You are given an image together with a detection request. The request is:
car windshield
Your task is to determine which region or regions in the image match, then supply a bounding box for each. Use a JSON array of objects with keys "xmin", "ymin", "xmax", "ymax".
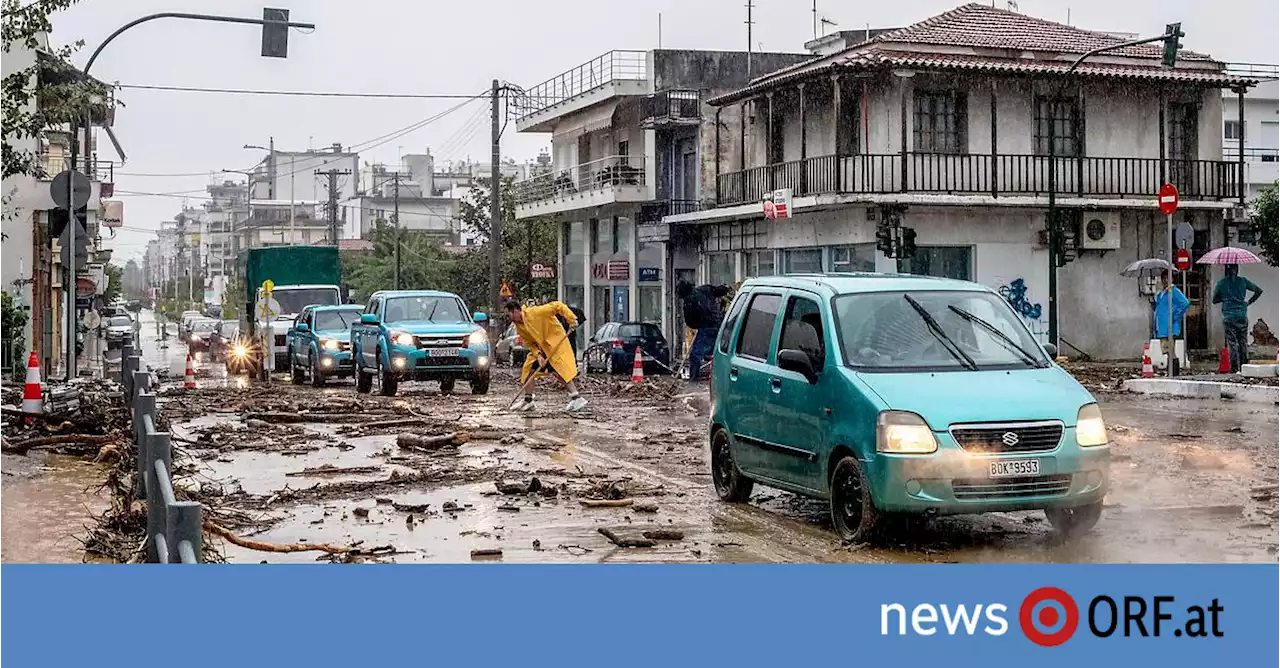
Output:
[
  {"xmin": 834, "ymin": 290, "xmax": 1048, "ymax": 372},
  {"xmin": 273, "ymin": 288, "xmax": 340, "ymax": 315},
  {"xmin": 109, "ymin": 316, "xmax": 131, "ymax": 327},
  {"xmin": 619, "ymin": 323, "xmax": 662, "ymax": 339},
  {"xmin": 192, "ymin": 320, "xmax": 217, "ymax": 332},
  {"xmin": 314, "ymin": 310, "xmax": 361, "ymax": 331},
  {"xmin": 383, "ymin": 296, "xmax": 467, "ymax": 324}
]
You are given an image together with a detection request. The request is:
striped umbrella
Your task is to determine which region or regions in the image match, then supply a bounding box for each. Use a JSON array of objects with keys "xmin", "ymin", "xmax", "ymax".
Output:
[{"xmin": 1195, "ymin": 246, "xmax": 1263, "ymax": 265}]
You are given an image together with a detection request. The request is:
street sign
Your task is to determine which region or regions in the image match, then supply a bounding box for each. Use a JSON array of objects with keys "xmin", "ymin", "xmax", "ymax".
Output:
[
  {"xmin": 50, "ymin": 170, "xmax": 92, "ymax": 210},
  {"xmin": 530, "ymin": 263, "xmax": 555, "ymax": 279},
  {"xmin": 256, "ymin": 295, "xmax": 281, "ymax": 319},
  {"xmin": 499, "ymin": 281, "xmax": 514, "ymax": 299},
  {"xmin": 1158, "ymin": 183, "xmax": 1179, "ymax": 215},
  {"xmin": 607, "ymin": 260, "xmax": 630, "ymax": 280},
  {"xmin": 1175, "ymin": 221, "xmax": 1194, "ymax": 249},
  {"xmin": 638, "ymin": 267, "xmax": 660, "ymax": 282},
  {"xmin": 83, "ymin": 310, "xmax": 101, "ymax": 330},
  {"xmin": 262, "ymin": 279, "xmax": 275, "ymax": 293},
  {"xmin": 1174, "ymin": 248, "xmax": 1192, "ymax": 271},
  {"xmin": 763, "ymin": 188, "xmax": 792, "ymax": 219}
]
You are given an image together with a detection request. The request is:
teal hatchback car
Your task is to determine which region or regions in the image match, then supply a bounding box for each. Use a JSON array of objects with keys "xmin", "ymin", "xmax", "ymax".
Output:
[{"xmin": 709, "ymin": 274, "xmax": 1110, "ymax": 543}]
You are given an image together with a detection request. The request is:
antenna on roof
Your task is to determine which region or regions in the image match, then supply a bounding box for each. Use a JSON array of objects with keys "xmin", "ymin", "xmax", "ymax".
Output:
[
  {"xmin": 745, "ymin": 0, "xmax": 754, "ymax": 78},
  {"xmin": 1006, "ymin": 0, "xmax": 1019, "ymax": 11}
]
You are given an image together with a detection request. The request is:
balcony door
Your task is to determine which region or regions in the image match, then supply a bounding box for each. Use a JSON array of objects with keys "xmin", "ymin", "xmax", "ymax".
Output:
[
  {"xmin": 675, "ymin": 137, "xmax": 698, "ymax": 201},
  {"xmin": 1168, "ymin": 102, "xmax": 1199, "ymax": 194}
]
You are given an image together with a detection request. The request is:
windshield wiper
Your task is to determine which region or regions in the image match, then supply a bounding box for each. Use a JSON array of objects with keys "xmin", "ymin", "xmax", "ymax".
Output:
[
  {"xmin": 425, "ymin": 300, "xmax": 440, "ymax": 322},
  {"xmin": 947, "ymin": 305, "xmax": 1043, "ymax": 368},
  {"xmin": 903, "ymin": 294, "xmax": 977, "ymax": 371}
]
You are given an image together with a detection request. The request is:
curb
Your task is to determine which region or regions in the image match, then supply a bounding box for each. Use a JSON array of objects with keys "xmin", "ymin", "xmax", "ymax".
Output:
[{"xmin": 1121, "ymin": 378, "xmax": 1279, "ymax": 404}]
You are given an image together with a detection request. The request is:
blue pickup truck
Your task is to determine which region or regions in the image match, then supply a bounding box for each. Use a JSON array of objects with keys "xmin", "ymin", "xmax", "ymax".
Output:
[
  {"xmin": 350, "ymin": 290, "xmax": 492, "ymax": 396},
  {"xmin": 286, "ymin": 305, "xmax": 364, "ymax": 386}
]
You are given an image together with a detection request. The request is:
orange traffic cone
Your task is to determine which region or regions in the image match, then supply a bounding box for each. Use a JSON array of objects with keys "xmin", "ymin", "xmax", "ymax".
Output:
[
  {"xmin": 1140, "ymin": 342, "xmax": 1154, "ymax": 378},
  {"xmin": 1217, "ymin": 347, "xmax": 1231, "ymax": 374},
  {"xmin": 630, "ymin": 347, "xmax": 645, "ymax": 383},
  {"xmin": 184, "ymin": 353, "xmax": 197, "ymax": 389},
  {"xmin": 22, "ymin": 352, "xmax": 43, "ymax": 422}
]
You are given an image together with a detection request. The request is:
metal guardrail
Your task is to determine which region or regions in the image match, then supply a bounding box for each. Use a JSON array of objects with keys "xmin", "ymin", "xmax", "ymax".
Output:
[
  {"xmin": 511, "ymin": 50, "xmax": 647, "ymax": 120},
  {"xmin": 120, "ymin": 343, "xmax": 203, "ymax": 564},
  {"xmin": 514, "ymin": 155, "xmax": 647, "ymax": 206}
]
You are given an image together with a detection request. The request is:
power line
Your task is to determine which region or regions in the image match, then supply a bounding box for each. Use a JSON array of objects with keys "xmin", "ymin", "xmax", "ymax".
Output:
[{"xmin": 115, "ymin": 83, "xmax": 485, "ymax": 99}]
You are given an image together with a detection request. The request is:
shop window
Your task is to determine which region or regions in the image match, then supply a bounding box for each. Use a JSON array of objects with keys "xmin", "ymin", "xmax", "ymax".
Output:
[
  {"xmin": 830, "ymin": 244, "xmax": 875, "ymax": 273},
  {"xmin": 896, "ymin": 246, "xmax": 973, "ymax": 281},
  {"xmin": 783, "ymin": 248, "xmax": 822, "ymax": 274}
]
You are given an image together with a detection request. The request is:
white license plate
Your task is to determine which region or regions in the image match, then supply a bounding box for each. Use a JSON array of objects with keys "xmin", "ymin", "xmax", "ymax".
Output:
[
  {"xmin": 428, "ymin": 347, "xmax": 460, "ymax": 357},
  {"xmin": 989, "ymin": 459, "xmax": 1041, "ymax": 478}
]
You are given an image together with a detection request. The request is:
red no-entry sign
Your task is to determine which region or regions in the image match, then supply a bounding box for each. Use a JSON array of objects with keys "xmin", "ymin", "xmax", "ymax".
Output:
[
  {"xmin": 1158, "ymin": 183, "xmax": 1179, "ymax": 215},
  {"xmin": 1174, "ymin": 248, "xmax": 1191, "ymax": 271}
]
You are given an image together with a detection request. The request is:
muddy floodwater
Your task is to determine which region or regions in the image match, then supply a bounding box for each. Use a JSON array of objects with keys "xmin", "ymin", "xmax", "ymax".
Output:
[{"xmin": 2, "ymin": 453, "xmax": 109, "ymax": 563}]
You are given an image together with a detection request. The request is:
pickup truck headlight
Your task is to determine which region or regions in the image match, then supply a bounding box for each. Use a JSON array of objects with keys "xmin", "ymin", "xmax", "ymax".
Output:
[
  {"xmin": 876, "ymin": 410, "xmax": 939, "ymax": 454},
  {"xmin": 466, "ymin": 330, "xmax": 488, "ymax": 346},
  {"xmin": 1076, "ymin": 403, "xmax": 1108, "ymax": 447},
  {"xmin": 392, "ymin": 331, "xmax": 416, "ymax": 347},
  {"xmin": 322, "ymin": 338, "xmax": 341, "ymax": 351},
  {"xmin": 232, "ymin": 343, "xmax": 249, "ymax": 358}
]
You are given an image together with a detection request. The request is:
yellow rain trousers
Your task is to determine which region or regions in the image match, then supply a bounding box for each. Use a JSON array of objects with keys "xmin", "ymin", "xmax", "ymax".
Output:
[{"xmin": 516, "ymin": 301, "xmax": 579, "ymax": 384}]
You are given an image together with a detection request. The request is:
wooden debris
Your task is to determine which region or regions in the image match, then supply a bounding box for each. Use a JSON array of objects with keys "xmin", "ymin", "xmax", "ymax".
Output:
[
  {"xmin": 397, "ymin": 431, "xmax": 469, "ymax": 451},
  {"xmin": 642, "ymin": 529, "xmax": 684, "ymax": 541},
  {"xmin": 391, "ymin": 501, "xmax": 430, "ymax": 513},
  {"xmin": 633, "ymin": 502, "xmax": 659, "ymax": 513},
  {"xmin": 2, "ymin": 433, "xmax": 119, "ymax": 455},
  {"xmin": 204, "ymin": 521, "xmax": 357, "ymax": 555},
  {"xmin": 470, "ymin": 548, "xmax": 503, "ymax": 559},
  {"xmin": 598, "ymin": 527, "xmax": 655, "ymax": 548},
  {"xmin": 285, "ymin": 464, "xmax": 383, "ymax": 477},
  {"xmin": 352, "ymin": 507, "xmax": 371, "ymax": 518},
  {"xmin": 580, "ymin": 498, "xmax": 634, "ymax": 508}
]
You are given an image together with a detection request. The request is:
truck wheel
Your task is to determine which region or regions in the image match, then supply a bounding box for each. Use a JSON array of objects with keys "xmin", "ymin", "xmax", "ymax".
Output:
[
  {"xmin": 377, "ymin": 355, "xmax": 398, "ymax": 397},
  {"xmin": 470, "ymin": 374, "xmax": 489, "ymax": 395},
  {"xmin": 310, "ymin": 352, "xmax": 326, "ymax": 387},
  {"xmin": 290, "ymin": 348, "xmax": 305, "ymax": 385},
  {"xmin": 439, "ymin": 378, "xmax": 456, "ymax": 394},
  {"xmin": 355, "ymin": 364, "xmax": 372, "ymax": 394}
]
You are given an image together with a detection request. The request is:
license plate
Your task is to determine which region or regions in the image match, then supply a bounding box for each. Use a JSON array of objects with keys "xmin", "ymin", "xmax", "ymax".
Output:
[
  {"xmin": 428, "ymin": 347, "xmax": 460, "ymax": 357},
  {"xmin": 988, "ymin": 459, "xmax": 1040, "ymax": 478}
]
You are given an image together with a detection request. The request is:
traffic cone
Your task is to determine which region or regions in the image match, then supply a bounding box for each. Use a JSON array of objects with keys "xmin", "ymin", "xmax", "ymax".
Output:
[
  {"xmin": 22, "ymin": 352, "xmax": 43, "ymax": 422},
  {"xmin": 1140, "ymin": 342, "xmax": 1154, "ymax": 379},
  {"xmin": 184, "ymin": 353, "xmax": 197, "ymax": 389},
  {"xmin": 630, "ymin": 348, "xmax": 645, "ymax": 383},
  {"xmin": 1217, "ymin": 347, "xmax": 1231, "ymax": 374}
]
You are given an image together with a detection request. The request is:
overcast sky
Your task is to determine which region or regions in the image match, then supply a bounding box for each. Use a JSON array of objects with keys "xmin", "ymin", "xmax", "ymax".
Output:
[{"xmin": 49, "ymin": 0, "xmax": 1277, "ymax": 263}]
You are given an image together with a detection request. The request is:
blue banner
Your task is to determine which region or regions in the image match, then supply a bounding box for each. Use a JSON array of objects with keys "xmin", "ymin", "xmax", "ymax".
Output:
[{"xmin": 3, "ymin": 565, "xmax": 1276, "ymax": 666}]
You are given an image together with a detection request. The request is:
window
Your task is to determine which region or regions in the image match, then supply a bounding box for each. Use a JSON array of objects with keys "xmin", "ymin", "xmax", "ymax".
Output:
[
  {"xmin": 1224, "ymin": 120, "xmax": 1244, "ymax": 141},
  {"xmin": 1034, "ymin": 96, "xmax": 1082, "ymax": 156},
  {"xmin": 744, "ymin": 250, "xmax": 776, "ymax": 278},
  {"xmin": 718, "ymin": 292, "xmax": 749, "ymax": 353},
  {"xmin": 768, "ymin": 98, "xmax": 786, "ymax": 164},
  {"xmin": 779, "ymin": 296, "xmax": 825, "ymax": 372},
  {"xmin": 366, "ymin": 297, "xmax": 381, "ymax": 315},
  {"xmin": 1168, "ymin": 102, "xmax": 1199, "ymax": 160},
  {"xmin": 897, "ymin": 246, "xmax": 973, "ymax": 281},
  {"xmin": 595, "ymin": 217, "xmax": 613, "ymax": 255},
  {"xmin": 830, "ymin": 244, "xmax": 876, "ymax": 273},
  {"xmin": 783, "ymin": 248, "xmax": 822, "ymax": 274},
  {"xmin": 913, "ymin": 90, "xmax": 967, "ymax": 154},
  {"xmin": 836, "ymin": 83, "xmax": 861, "ymax": 156},
  {"xmin": 736, "ymin": 293, "xmax": 781, "ymax": 360},
  {"xmin": 618, "ymin": 140, "xmax": 629, "ymax": 157},
  {"xmin": 614, "ymin": 217, "xmax": 632, "ymax": 254},
  {"xmin": 707, "ymin": 252, "xmax": 735, "ymax": 286}
]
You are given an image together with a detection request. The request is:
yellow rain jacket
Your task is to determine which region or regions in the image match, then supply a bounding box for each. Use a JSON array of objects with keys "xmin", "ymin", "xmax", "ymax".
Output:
[{"xmin": 516, "ymin": 301, "xmax": 579, "ymax": 384}]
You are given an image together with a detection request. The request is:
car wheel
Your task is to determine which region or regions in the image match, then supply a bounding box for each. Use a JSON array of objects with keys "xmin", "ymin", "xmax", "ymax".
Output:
[
  {"xmin": 605, "ymin": 351, "xmax": 615, "ymax": 375},
  {"xmin": 710, "ymin": 429, "xmax": 753, "ymax": 502},
  {"xmin": 289, "ymin": 348, "xmax": 305, "ymax": 385},
  {"xmin": 377, "ymin": 353, "xmax": 398, "ymax": 397},
  {"xmin": 439, "ymin": 377, "xmax": 456, "ymax": 394},
  {"xmin": 470, "ymin": 374, "xmax": 489, "ymax": 395},
  {"xmin": 1044, "ymin": 502, "xmax": 1103, "ymax": 538},
  {"xmin": 829, "ymin": 456, "xmax": 883, "ymax": 543},
  {"xmin": 310, "ymin": 352, "xmax": 326, "ymax": 387},
  {"xmin": 355, "ymin": 359, "xmax": 373, "ymax": 394}
]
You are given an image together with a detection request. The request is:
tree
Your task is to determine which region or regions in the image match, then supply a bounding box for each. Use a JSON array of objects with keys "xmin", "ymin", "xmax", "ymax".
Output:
[
  {"xmin": 101, "ymin": 261, "xmax": 121, "ymax": 303},
  {"xmin": 1251, "ymin": 183, "xmax": 1278, "ymax": 266},
  {"xmin": 456, "ymin": 177, "xmax": 558, "ymax": 305},
  {"xmin": 2, "ymin": 291, "xmax": 29, "ymax": 377}
]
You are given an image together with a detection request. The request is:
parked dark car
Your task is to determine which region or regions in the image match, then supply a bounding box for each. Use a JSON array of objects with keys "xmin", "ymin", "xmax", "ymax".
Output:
[
  {"xmin": 583, "ymin": 322, "xmax": 670, "ymax": 374},
  {"xmin": 209, "ymin": 320, "xmax": 240, "ymax": 361},
  {"xmin": 186, "ymin": 318, "xmax": 219, "ymax": 354}
]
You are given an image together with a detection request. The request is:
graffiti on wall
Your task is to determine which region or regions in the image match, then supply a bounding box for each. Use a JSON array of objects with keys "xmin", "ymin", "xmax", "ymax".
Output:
[{"xmin": 999, "ymin": 278, "xmax": 1048, "ymax": 342}]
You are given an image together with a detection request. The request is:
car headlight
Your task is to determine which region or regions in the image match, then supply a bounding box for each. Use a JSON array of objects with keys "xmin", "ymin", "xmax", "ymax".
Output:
[
  {"xmin": 322, "ymin": 338, "xmax": 341, "ymax": 351},
  {"xmin": 232, "ymin": 343, "xmax": 248, "ymax": 358},
  {"xmin": 876, "ymin": 410, "xmax": 939, "ymax": 454},
  {"xmin": 392, "ymin": 331, "xmax": 416, "ymax": 347},
  {"xmin": 1076, "ymin": 403, "xmax": 1108, "ymax": 447},
  {"xmin": 466, "ymin": 330, "xmax": 488, "ymax": 346}
]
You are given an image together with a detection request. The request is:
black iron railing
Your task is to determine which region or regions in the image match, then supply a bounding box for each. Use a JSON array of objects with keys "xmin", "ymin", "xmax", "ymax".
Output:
[
  {"xmin": 716, "ymin": 153, "xmax": 1244, "ymax": 205},
  {"xmin": 642, "ymin": 90, "xmax": 701, "ymax": 126},
  {"xmin": 639, "ymin": 199, "xmax": 702, "ymax": 224}
]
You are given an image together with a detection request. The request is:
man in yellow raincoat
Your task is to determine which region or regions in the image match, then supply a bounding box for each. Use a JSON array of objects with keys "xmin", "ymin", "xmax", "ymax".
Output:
[{"xmin": 505, "ymin": 300, "xmax": 587, "ymax": 412}]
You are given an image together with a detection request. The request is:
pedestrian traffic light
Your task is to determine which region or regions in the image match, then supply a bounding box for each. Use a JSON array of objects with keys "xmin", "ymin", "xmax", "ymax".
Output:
[
  {"xmin": 875, "ymin": 221, "xmax": 894, "ymax": 256},
  {"xmin": 1162, "ymin": 23, "xmax": 1183, "ymax": 67},
  {"xmin": 900, "ymin": 227, "xmax": 918, "ymax": 258}
]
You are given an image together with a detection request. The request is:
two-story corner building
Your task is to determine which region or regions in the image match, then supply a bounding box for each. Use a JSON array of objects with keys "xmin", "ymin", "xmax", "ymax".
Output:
[
  {"xmin": 664, "ymin": 3, "xmax": 1259, "ymax": 360},
  {"xmin": 512, "ymin": 48, "xmax": 812, "ymax": 349}
]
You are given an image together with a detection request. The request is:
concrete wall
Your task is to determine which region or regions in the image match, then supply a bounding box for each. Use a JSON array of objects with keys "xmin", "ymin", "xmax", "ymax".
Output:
[
  {"xmin": 357, "ymin": 197, "xmax": 456, "ymax": 237},
  {"xmin": 652, "ymin": 50, "xmax": 812, "ymax": 93},
  {"xmin": 2, "ymin": 39, "xmax": 41, "ymax": 347}
]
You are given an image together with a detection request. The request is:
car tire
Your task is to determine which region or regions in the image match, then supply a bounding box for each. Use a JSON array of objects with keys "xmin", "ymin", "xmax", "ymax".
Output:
[
  {"xmin": 355, "ymin": 360, "xmax": 373, "ymax": 394},
  {"xmin": 1044, "ymin": 502, "xmax": 1103, "ymax": 538},
  {"xmin": 829, "ymin": 456, "xmax": 883, "ymax": 544},
  {"xmin": 289, "ymin": 348, "xmax": 305, "ymax": 385},
  {"xmin": 470, "ymin": 374, "xmax": 489, "ymax": 395},
  {"xmin": 710, "ymin": 429, "xmax": 753, "ymax": 503},
  {"xmin": 439, "ymin": 377, "xmax": 456, "ymax": 394},
  {"xmin": 605, "ymin": 351, "xmax": 615, "ymax": 375},
  {"xmin": 310, "ymin": 352, "xmax": 326, "ymax": 387},
  {"xmin": 377, "ymin": 353, "xmax": 398, "ymax": 397}
]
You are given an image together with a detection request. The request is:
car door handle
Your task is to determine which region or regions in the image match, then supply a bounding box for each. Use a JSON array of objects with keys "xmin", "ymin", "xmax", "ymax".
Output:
[
  {"xmin": 729, "ymin": 366, "xmax": 739, "ymax": 380},
  {"xmin": 769, "ymin": 377, "xmax": 782, "ymax": 392}
]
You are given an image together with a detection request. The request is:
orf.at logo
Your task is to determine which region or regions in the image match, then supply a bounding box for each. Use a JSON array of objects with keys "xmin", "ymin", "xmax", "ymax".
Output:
[{"xmin": 1020, "ymin": 587, "xmax": 1079, "ymax": 646}]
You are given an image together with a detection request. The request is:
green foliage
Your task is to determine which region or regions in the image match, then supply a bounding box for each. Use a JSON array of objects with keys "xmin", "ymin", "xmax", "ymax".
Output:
[
  {"xmin": 102, "ymin": 262, "xmax": 121, "ymax": 304},
  {"xmin": 455, "ymin": 177, "xmax": 558, "ymax": 305},
  {"xmin": 1251, "ymin": 183, "xmax": 1278, "ymax": 266}
]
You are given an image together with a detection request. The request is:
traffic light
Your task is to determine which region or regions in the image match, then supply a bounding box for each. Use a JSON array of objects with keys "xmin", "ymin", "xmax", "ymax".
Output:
[
  {"xmin": 900, "ymin": 227, "xmax": 918, "ymax": 258},
  {"xmin": 875, "ymin": 221, "xmax": 894, "ymax": 256},
  {"xmin": 1162, "ymin": 23, "xmax": 1183, "ymax": 67},
  {"xmin": 261, "ymin": 8, "xmax": 290, "ymax": 58}
]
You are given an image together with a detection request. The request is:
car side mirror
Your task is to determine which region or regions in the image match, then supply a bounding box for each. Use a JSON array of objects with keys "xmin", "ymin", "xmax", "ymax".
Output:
[
  {"xmin": 1042, "ymin": 343, "xmax": 1058, "ymax": 360},
  {"xmin": 360, "ymin": 313, "xmax": 379, "ymax": 325},
  {"xmin": 473, "ymin": 312, "xmax": 488, "ymax": 324},
  {"xmin": 778, "ymin": 349, "xmax": 819, "ymax": 384},
  {"xmin": 295, "ymin": 323, "xmax": 310, "ymax": 333}
]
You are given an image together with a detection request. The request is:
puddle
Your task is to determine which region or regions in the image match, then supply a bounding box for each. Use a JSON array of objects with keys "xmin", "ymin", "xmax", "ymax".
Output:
[{"xmin": 1, "ymin": 455, "xmax": 109, "ymax": 563}]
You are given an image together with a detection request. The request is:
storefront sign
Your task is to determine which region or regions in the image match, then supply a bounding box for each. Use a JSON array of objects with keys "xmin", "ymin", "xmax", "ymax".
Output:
[
  {"xmin": 638, "ymin": 267, "xmax": 660, "ymax": 282},
  {"xmin": 100, "ymin": 200, "xmax": 124, "ymax": 228},
  {"xmin": 75, "ymin": 276, "xmax": 96, "ymax": 297},
  {"xmin": 763, "ymin": 188, "xmax": 792, "ymax": 219},
  {"xmin": 530, "ymin": 263, "xmax": 556, "ymax": 279},
  {"xmin": 607, "ymin": 260, "xmax": 630, "ymax": 281}
]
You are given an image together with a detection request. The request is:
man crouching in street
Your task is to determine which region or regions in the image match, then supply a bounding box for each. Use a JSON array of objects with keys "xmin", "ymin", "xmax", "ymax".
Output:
[{"xmin": 506, "ymin": 300, "xmax": 587, "ymax": 413}]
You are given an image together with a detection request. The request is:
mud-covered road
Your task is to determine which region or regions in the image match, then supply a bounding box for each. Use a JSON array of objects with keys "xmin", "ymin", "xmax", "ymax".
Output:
[{"xmin": 18, "ymin": 309, "xmax": 1276, "ymax": 564}]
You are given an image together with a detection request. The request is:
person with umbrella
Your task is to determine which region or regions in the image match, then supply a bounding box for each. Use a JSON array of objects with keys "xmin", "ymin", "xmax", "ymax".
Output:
[
  {"xmin": 1212, "ymin": 263, "xmax": 1264, "ymax": 373},
  {"xmin": 1153, "ymin": 269, "xmax": 1190, "ymax": 354}
]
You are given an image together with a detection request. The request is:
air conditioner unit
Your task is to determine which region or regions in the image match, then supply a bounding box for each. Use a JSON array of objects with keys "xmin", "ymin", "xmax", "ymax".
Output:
[{"xmin": 1079, "ymin": 212, "xmax": 1121, "ymax": 250}]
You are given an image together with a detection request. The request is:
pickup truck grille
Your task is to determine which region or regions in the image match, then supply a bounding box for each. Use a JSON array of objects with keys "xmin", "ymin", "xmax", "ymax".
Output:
[{"xmin": 416, "ymin": 335, "xmax": 466, "ymax": 349}]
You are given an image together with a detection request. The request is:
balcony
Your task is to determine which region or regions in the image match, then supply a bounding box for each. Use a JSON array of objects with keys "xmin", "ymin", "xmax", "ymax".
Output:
[
  {"xmin": 513, "ymin": 51, "xmax": 649, "ymax": 132},
  {"xmin": 639, "ymin": 199, "xmax": 702, "ymax": 224},
  {"xmin": 715, "ymin": 153, "xmax": 1244, "ymax": 206},
  {"xmin": 514, "ymin": 155, "xmax": 649, "ymax": 218},
  {"xmin": 641, "ymin": 90, "xmax": 701, "ymax": 128}
]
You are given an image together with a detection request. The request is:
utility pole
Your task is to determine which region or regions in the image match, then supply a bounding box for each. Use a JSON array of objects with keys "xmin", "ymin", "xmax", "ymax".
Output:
[
  {"xmin": 393, "ymin": 172, "xmax": 401, "ymax": 289},
  {"xmin": 316, "ymin": 168, "xmax": 351, "ymax": 246},
  {"xmin": 745, "ymin": 0, "xmax": 755, "ymax": 78},
  {"xmin": 489, "ymin": 79, "xmax": 503, "ymax": 314},
  {"xmin": 288, "ymin": 155, "xmax": 296, "ymax": 244}
]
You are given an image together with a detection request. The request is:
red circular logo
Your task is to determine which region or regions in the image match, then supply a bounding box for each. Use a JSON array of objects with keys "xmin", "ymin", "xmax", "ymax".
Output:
[{"xmin": 1020, "ymin": 587, "xmax": 1079, "ymax": 647}]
